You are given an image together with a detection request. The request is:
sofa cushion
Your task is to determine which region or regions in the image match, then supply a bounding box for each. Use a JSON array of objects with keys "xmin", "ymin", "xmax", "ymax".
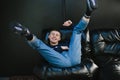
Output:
[
  {"xmin": 89, "ymin": 28, "xmax": 120, "ymax": 80},
  {"xmin": 90, "ymin": 29, "xmax": 120, "ymax": 55}
]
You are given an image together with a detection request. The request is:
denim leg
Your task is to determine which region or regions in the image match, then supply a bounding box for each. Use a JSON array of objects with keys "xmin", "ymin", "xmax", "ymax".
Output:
[
  {"xmin": 27, "ymin": 17, "xmax": 88, "ymax": 67},
  {"xmin": 67, "ymin": 18, "xmax": 89, "ymax": 66},
  {"xmin": 67, "ymin": 31, "xmax": 82, "ymax": 65},
  {"xmin": 28, "ymin": 36, "xmax": 71, "ymax": 67}
]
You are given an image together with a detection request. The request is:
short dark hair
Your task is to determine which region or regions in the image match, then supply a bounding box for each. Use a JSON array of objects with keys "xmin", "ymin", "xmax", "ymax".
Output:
[
  {"xmin": 42, "ymin": 27, "xmax": 72, "ymax": 45},
  {"xmin": 48, "ymin": 28, "xmax": 62, "ymax": 38},
  {"xmin": 43, "ymin": 27, "xmax": 62, "ymax": 44}
]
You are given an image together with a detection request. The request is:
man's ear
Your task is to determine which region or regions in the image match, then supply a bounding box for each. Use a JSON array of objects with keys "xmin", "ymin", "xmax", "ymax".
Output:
[
  {"xmin": 46, "ymin": 32, "xmax": 50, "ymax": 40},
  {"xmin": 58, "ymin": 37, "xmax": 61, "ymax": 41}
]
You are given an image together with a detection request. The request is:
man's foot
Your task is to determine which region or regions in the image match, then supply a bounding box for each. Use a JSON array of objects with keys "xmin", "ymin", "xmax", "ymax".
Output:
[
  {"xmin": 9, "ymin": 22, "xmax": 30, "ymax": 36},
  {"xmin": 85, "ymin": 0, "xmax": 98, "ymax": 17},
  {"xmin": 87, "ymin": 0, "xmax": 97, "ymax": 11}
]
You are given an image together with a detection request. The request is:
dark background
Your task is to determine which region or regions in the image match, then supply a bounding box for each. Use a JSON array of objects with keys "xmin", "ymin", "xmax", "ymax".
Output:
[{"xmin": 0, "ymin": 0, "xmax": 120, "ymax": 76}]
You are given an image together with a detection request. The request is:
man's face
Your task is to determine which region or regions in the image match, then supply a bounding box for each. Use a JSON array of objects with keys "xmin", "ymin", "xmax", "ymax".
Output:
[{"xmin": 48, "ymin": 30, "xmax": 61, "ymax": 45}]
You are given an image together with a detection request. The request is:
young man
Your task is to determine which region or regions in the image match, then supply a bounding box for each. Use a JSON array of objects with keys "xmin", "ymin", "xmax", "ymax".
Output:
[{"xmin": 11, "ymin": 0, "xmax": 97, "ymax": 68}]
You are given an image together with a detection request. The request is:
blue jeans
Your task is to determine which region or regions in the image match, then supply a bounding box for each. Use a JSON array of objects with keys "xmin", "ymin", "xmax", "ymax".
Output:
[{"xmin": 28, "ymin": 17, "xmax": 88, "ymax": 67}]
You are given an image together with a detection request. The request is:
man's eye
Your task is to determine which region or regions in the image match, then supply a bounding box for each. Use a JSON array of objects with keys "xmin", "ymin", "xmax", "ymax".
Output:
[
  {"xmin": 56, "ymin": 34, "xmax": 60, "ymax": 36},
  {"xmin": 51, "ymin": 33, "xmax": 55, "ymax": 35}
]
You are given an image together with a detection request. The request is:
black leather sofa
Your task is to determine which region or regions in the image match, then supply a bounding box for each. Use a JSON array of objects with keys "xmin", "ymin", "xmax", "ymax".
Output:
[
  {"xmin": 89, "ymin": 28, "xmax": 120, "ymax": 80},
  {"xmin": 33, "ymin": 28, "xmax": 120, "ymax": 80}
]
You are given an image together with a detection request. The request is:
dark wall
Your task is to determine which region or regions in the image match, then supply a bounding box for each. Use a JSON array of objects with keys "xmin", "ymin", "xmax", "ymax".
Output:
[
  {"xmin": 0, "ymin": 0, "xmax": 120, "ymax": 76},
  {"xmin": 0, "ymin": 0, "xmax": 64, "ymax": 76}
]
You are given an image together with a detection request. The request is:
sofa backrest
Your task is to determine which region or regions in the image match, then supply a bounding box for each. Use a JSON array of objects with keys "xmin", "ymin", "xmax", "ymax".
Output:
[{"xmin": 89, "ymin": 28, "xmax": 120, "ymax": 56}]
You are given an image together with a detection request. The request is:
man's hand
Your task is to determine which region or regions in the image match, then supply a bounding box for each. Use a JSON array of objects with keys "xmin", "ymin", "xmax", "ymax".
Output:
[
  {"xmin": 61, "ymin": 46, "xmax": 69, "ymax": 50},
  {"xmin": 62, "ymin": 20, "xmax": 72, "ymax": 27}
]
